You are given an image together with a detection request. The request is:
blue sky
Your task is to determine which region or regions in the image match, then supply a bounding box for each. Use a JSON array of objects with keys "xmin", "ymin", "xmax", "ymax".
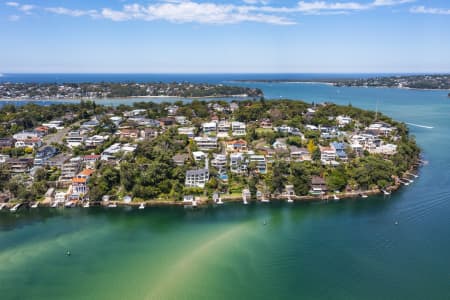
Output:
[{"xmin": 1, "ymin": 0, "xmax": 450, "ymax": 73}]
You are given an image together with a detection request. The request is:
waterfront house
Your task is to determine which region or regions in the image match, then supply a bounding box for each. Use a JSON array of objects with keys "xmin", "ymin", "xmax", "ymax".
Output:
[
  {"xmin": 178, "ymin": 127, "xmax": 196, "ymax": 138},
  {"xmin": 175, "ymin": 116, "xmax": 188, "ymax": 125},
  {"xmin": 274, "ymin": 125, "xmax": 294, "ymax": 134},
  {"xmin": 331, "ymin": 142, "xmax": 348, "ymax": 161},
  {"xmin": 366, "ymin": 122, "xmax": 394, "ymax": 137},
  {"xmin": 59, "ymin": 157, "xmax": 82, "ymax": 185},
  {"xmin": 34, "ymin": 126, "xmax": 49, "ymax": 136},
  {"xmin": 194, "ymin": 136, "xmax": 218, "ymax": 151},
  {"xmin": 230, "ymin": 153, "xmax": 248, "ymax": 174},
  {"xmin": 217, "ymin": 121, "xmax": 231, "ymax": 137},
  {"xmin": 83, "ymin": 154, "xmax": 101, "ymax": 165},
  {"xmin": 232, "ymin": 122, "xmax": 246, "ymax": 136},
  {"xmin": 202, "ymin": 122, "xmax": 217, "ymax": 135},
  {"xmin": 226, "ymin": 139, "xmax": 248, "ymax": 152},
  {"xmin": 66, "ymin": 131, "xmax": 85, "ymax": 148},
  {"xmin": 0, "ymin": 138, "xmax": 15, "ymax": 150},
  {"xmin": 310, "ymin": 176, "xmax": 327, "ymax": 194},
  {"xmin": 13, "ymin": 131, "xmax": 41, "ymax": 140},
  {"xmin": 336, "ymin": 115, "xmax": 352, "ymax": 127},
  {"xmin": 141, "ymin": 128, "xmax": 159, "ymax": 140},
  {"xmin": 34, "ymin": 146, "xmax": 58, "ymax": 166},
  {"xmin": 249, "ymin": 154, "xmax": 267, "ymax": 174},
  {"xmin": 172, "ymin": 153, "xmax": 189, "ymax": 166},
  {"xmin": 192, "ymin": 151, "xmax": 206, "ymax": 162},
  {"xmin": 6, "ymin": 158, "xmax": 33, "ymax": 174},
  {"xmin": 71, "ymin": 169, "xmax": 94, "ymax": 200},
  {"xmin": 159, "ymin": 117, "xmax": 175, "ymax": 127},
  {"xmin": 85, "ymin": 135, "xmax": 108, "ymax": 148},
  {"xmin": 119, "ymin": 129, "xmax": 140, "ymax": 140},
  {"xmin": 211, "ymin": 154, "xmax": 227, "ymax": 171},
  {"xmin": 273, "ymin": 138, "xmax": 288, "ymax": 150},
  {"xmin": 320, "ymin": 146, "xmax": 337, "ymax": 163},
  {"xmin": 260, "ymin": 119, "xmax": 273, "ymax": 129},
  {"xmin": 289, "ymin": 146, "xmax": 311, "ymax": 161},
  {"xmin": 185, "ymin": 168, "xmax": 210, "ymax": 188},
  {"xmin": 123, "ymin": 109, "xmax": 147, "ymax": 117},
  {"xmin": 15, "ymin": 137, "xmax": 42, "ymax": 149}
]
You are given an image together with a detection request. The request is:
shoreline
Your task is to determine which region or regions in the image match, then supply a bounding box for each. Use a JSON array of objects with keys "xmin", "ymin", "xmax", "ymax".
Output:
[
  {"xmin": 0, "ymin": 94, "xmax": 257, "ymax": 102},
  {"xmin": 0, "ymin": 177, "xmax": 411, "ymax": 211}
]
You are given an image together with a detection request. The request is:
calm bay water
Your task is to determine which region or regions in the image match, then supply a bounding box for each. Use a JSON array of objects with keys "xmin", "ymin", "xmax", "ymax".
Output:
[{"xmin": 0, "ymin": 74, "xmax": 449, "ymax": 299}]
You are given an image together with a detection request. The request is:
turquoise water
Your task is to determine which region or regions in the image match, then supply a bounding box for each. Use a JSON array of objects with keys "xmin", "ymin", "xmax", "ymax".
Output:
[{"xmin": 1, "ymin": 81, "xmax": 449, "ymax": 299}]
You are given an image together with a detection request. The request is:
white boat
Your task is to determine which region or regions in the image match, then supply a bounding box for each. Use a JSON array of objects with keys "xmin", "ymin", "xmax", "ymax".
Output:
[
  {"xmin": 361, "ymin": 194, "xmax": 368, "ymax": 198},
  {"xmin": 51, "ymin": 201, "xmax": 58, "ymax": 208},
  {"xmin": 31, "ymin": 202, "xmax": 39, "ymax": 208},
  {"xmin": 261, "ymin": 198, "xmax": 270, "ymax": 203},
  {"xmin": 138, "ymin": 202, "xmax": 145, "ymax": 210},
  {"xmin": 243, "ymin": 198, "xmax": 248, "ymax": 205},
  {"xmin": 108, "ymin": 202, "xmax": 117, "ymax": 208},
  {"xmin": 333, "ymin": 194, "xmax": 340, "ymax": 201},
  {"xmin": 382, "ymin": 190, "xmax": 391, "ymax": 195},
  {"xmin": 217, "ymin": 198, "xmax": 223, "ymax": 205},
  {"xmin": 83, "ymin": 201, "xmax": 90, "ymax": 208},
  {"xmin": 287, "ymin": 196, "xmax": 294, "ymax": 203},
  {"xmin": 65, "ymin": 201, "xmax": 76, "ymax": 208},
  {"xmin": 10, "ymin": 203, "xmax": 21, "ymax": 212}
]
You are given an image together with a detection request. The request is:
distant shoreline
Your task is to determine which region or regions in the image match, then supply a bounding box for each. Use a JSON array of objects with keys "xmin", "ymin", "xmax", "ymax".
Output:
[{"xmin": 0, "ymin": 94, "xmax": 254, "ymax": 102}]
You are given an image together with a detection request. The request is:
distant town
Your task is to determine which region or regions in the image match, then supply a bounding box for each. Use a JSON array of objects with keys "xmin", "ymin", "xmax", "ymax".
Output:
[
  {"xmin": 236, "ymin": 74, "xmax": 450, "ymax": 90},
  {"xmin": 0, "ymin": 97, "xmax": 420, "ymax": 209},
  {"xmin": 331, "ymin": 74, "xmax": 450, "ymax": 90},
  {"xmin": 0, "ymin": 82, "xmax": 263, "ymax": 100}
]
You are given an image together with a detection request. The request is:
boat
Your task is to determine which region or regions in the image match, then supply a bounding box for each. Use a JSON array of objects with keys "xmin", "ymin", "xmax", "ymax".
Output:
[
  {"xmin": 51, "ymin": 201, "xmax": 58, "ymax": 208},
  {"xmin": 261, "ymin": 198, "xmax": 270, "ymax": 203},
  {"xmin": 361, "ymin": 194, "xmax": 368, "ymax": 198},
  {"xmin": 0, "ymin": 203, "xmax": 7, "ymax": 210},
  {"xmin": 287, "ymin": 196, "xmax": 294, "ymax": 203},
  {"xmin": 333, "ymin": 194, "xmax": 340, "ymax": 201},
  {"xmin": 83, "ymin": 201, "xmax": 90, "ymax": 208},
  {"xmin": 108, "ymin": 202, "xmax": 117, "ymax": 208},
  {"xmin": 138, "ymin": 202, "xmax": 145, "ymax": 210},
  {"xmin": 382, "ymin": 190, "xmax": 391, "ymax": 195},
  {"xmin": 243, "ymin": 198, "xmax": 248, "ymax": 205},
  {"xmin": 10, "ymin": 203, "xmax": 21, "ymax": 212},
  {"xmin": 216, "ymin": 198, "xmax": 224, "ymax": 205},
  {"xmin": 31, "ymin": 202, "xmax": 39, "ymax": 208},
  {"xmin": 65, "ymin": 201, "xmax": 76, "ymax": 208}
]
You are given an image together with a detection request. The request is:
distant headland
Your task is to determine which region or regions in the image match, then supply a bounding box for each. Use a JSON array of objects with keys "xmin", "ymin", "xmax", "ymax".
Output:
[{"xmin": 235, "ymin": 74, "xmax": 450, "ymax": 90}]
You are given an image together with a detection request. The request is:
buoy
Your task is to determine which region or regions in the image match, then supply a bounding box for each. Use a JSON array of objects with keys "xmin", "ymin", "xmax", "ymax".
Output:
[{"xmin": 395, "ymin": 221, "xmax": 399, "ymax": 225}]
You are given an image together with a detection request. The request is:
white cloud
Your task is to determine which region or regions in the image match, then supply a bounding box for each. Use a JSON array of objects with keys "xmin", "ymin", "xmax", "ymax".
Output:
[
  {"xmin": 372, "ymin": 0, "xmax": 415, "ymax": 7},
  {"xmin": 18, "ymin": 4, "xmax": 34, "ymax": 14},
  {"xmin": 37, "ymin": 1, "xmax": 419, "ymax": 25},
  {"xmin": 46, "ymin": 7, "xmax": 99, "ymax": 18},
  {"xmin": 5, "ymin": 2, "xmax": 19, "ymax": 7},
  {"xmin": 243, "ymin": 0, "xmax": 270, "ymax": 4},
  {"xmin": 8, "ymin": 14, "xmax": 20, "ymax": 21},
  {"xmin": 410, "ymin": 5, "xmax": 450, "ymax": 15}
]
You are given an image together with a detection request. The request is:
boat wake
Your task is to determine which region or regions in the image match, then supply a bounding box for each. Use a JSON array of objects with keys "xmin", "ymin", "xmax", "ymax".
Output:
[{"xmin": 405, "ymin": 122, "xmax": 434, "ymax": 129}]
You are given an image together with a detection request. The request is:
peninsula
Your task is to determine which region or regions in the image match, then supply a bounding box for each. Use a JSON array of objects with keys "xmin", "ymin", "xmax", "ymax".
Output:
[
  {"xmin": 0, "ymin": 98, "xmax": 420, "ymax": 208},
  {"xmin": 0, "ymin": 82, "xmax": 263, "ymax": 100},
  {"xmin": 235, "ymin": 74, "xmax": 450, "ymax": 90}
]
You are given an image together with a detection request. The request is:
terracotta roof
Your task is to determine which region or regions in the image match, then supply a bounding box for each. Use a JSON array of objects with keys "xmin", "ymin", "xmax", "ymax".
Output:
[
  {"xmin": 79, "ymin": 169, "xmax": 94, "ymax": 176},
  {"xmin": 72, "ymin": 177, "xmax": 87, "ymax": 183}
]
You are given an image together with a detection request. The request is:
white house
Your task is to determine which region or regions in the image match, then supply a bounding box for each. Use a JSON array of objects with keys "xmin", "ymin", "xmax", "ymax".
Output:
[
  {"xmin": 194, "ymin": 137, "xmax": 218, "ymax": 151},
  {"xmin": 232, "ymin": 122, "xmax": 246, "ymax": 136}
]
